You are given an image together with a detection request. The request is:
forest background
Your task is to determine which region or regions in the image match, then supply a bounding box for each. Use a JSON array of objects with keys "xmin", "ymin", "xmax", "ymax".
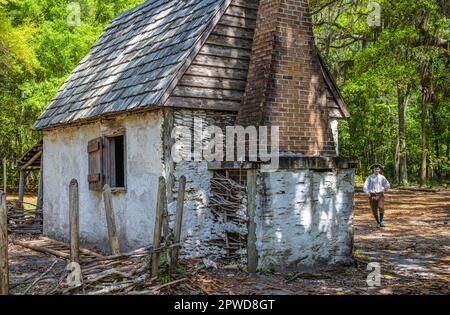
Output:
[{"xmin": 0, "ymin": 0, "xmax": 448, "ymax": 188}]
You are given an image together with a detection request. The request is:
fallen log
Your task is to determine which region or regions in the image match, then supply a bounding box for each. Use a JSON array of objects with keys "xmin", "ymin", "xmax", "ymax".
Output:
[
  {"xmin": 13, "ymin": 239, "xmax": 70, "ymax": 260},
  {"xmin": 81, "ymin": 243, "xmax": 180, "ymax": 264},
  {"xmin": 40, "ymin": 237, "xmax": 103, "ymax": 258},
  {"xmin": 86, "ymin": 274, "xmax": 151, "ymax": 295}
]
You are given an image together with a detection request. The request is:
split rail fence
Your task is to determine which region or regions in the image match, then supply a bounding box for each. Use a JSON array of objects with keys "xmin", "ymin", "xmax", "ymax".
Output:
[
  {"xmin": 0, "ymin": 167, "xmax": 259, "ymax": 294},
  {"xmin": 0, "ymin": 175, "xmax": 187, "ymax": 295}
]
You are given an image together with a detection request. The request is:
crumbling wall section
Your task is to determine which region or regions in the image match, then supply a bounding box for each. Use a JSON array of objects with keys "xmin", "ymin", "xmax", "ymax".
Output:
[{"xmin": 167, "ymin": 109, "xmax": 238, "ymax": 259}]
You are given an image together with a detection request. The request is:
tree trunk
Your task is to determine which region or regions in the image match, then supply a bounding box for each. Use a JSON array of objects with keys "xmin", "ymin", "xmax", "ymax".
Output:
[
  {"xmin": 419, "ymin": 65, "xmax": 434, "ymax": 186},
  {"xmin": 396, "ymin": 84, "xmax": 408, "ymax": 185},
  {"xmin": 388, "ymin": 104, "xmax": 399, "ymax": 181},
  {"xmin": 394, "ymin": 138, "xmax": 400, "ymax": 183},
  {"xmin": 432, "ymin": 112, "xmax": 441, "ymax": 180},
  {"xmin": 419, "ymin": 99, "xmax": 428, "ymax": 187}
]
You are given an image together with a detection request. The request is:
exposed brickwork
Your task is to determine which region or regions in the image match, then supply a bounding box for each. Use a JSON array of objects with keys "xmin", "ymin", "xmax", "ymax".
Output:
[{"xmin": 236, "ymin": 0, "xmax": 336, "ymax": 156}]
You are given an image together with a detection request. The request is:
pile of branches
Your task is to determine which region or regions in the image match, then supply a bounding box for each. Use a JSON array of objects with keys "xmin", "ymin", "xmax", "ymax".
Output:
[
  {"xmin": 11, "ymin": 237, "xmax": 187, "ymax": 295},
  {"xmin": 209, "ymin": 171, "xmax": 247, "ymax": 258},
  {"xmin": 59, "ymin": 245, "xmax": 185, "ymax": 295},
  {"xmin": 7, "ymin": 201, "xmax": 43, "ymax": 235}
]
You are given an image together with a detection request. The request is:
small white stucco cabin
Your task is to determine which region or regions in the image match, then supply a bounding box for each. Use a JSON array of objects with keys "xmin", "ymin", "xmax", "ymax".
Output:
[{"xmin": 33, "ymin": 0, "xmax": 356, "ymax": 271}]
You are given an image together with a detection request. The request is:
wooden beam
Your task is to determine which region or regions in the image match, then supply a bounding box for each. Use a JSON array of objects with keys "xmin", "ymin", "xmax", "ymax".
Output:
[
  {"xmin": 20, "ymin": 151, "xmax": 42, "ymax": 171},
  {"xmin": 69, "ymin": 179, "xmax": 80, "ymax": 263},
  {"xmin": 178, "ymin": 74, "xmax": 247, "ymax": 90},
  {"xmin": 41, "ymin": 237, "xmax": 102, "ymax": 258},
  {"xmin": 218, "ymin": 14, "xmax": 257, "ymax": 29},
  {"xmin": 170, "ymin": 176, "xmax": 186, "ymax": 272},
  {"xmin": 186, "ymin": 64, "xmax": 249, "ymax": 80},
  {"xmin": 214, "ymin": 24, "xmax": 255, "ymax": 39},
  {"xmin": 226, "ymin": 4, "xmax": 258, "ymax": 19},
  {"xmin": 172, "ymin": 86, "xmax": 244, "ymax": 101},
  {"xmin": 102, "ymin": 185, "xmax": 120, "ymax": 255},
  {"xmin": 232, "ymin": 0, "xmax": 259, "ymax": 9},
  {"xmin": 165, "ymin": 97, "xmax": 241, "ymax": 112},
  {"xmin": 246, "ymin": 169, "xmax": 258, "ymax": 275},
  {"xmin": 318, "ymin": 53, "xmax": 350, "ymax": 118},
  {"xmin": 192, "ymin": 54, "xmax": 250, "ymax": 71},
  {"xmin": 199, "ymin": 44, "xmax": 251, "ymax": 60},
  {"xmin": 226, "ymin": 2, "xmax": 258, "ymax": 20},
  {"xmin": 0, "ymin": 191, "xmax": 9, "ymax": 295},
  {"xmin": 36, "ymin": 155, "xmax": 44, "ymax": 210},
  {"xmin": 207, "ymin": 161, "xmax": 256, "ymax": 170},
  {"xmin": 12, "ymin": 239, "xmax": 70, "ymax": 259},
  {"xmin": 152, "ymin": 176, "xmax": 166, "ymax": 278},
  {"xmin": 205, "ymin": 35, "xmax": 253, "ymax": 50}
]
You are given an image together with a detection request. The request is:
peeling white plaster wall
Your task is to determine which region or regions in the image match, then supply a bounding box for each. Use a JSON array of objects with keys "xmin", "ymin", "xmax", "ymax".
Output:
[
  {"xmin": 43, "ymin": 107, "xmax": 355, "ymax": 269},
  {"xmin": 256, "ymin": 169, "xmax": 355, "ymax": 271},
  {"xmin": 42, "ymin": 111, "xmax": 164, "ymax": 252},
  {"xmin": 169, "ymin": 109, "xmax": 237, "ymax": 259}
]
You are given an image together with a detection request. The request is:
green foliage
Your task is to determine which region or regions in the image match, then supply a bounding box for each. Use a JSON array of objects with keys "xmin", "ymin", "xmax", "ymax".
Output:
[
  {"xmin": 0, "ymin": 0, "xmax": 144, "ymax": 187},
  {"xmin": 311, "ymin": 0, "xmax": 449, "ymax": 184},
  {"xmin": 0, "ymin": 0, "xmax": 448, "ymax": 188}
]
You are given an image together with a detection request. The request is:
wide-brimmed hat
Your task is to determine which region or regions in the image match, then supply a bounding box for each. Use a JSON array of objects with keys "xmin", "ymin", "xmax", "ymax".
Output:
[{"xmin": 370, "ymin": 164, "xmax": 384, "ymax": 170}]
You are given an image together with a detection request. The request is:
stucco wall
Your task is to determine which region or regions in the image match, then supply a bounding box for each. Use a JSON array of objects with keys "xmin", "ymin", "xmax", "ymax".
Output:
[
  {"xmin": 42, "ymin": 108, "xmax": 355, "ymax": 269},
  {"xmin": 42, "ymin": 111, "xmax": 164, "ymax": 252},
  {"xmin": 256, "ymin": 169, "xmax": 355, "ymax": 271}
]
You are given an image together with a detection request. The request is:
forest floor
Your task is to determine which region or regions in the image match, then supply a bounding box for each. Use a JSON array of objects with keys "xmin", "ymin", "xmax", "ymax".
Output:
[{"xmin": 6, "ymin": 189, "xmax": 450, "ymax": 295}]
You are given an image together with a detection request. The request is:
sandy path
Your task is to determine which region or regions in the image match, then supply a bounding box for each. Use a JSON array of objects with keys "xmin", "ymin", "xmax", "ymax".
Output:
[{"xmin": 6, "ymin": 189, "xmax": 449, "ymax": 295}]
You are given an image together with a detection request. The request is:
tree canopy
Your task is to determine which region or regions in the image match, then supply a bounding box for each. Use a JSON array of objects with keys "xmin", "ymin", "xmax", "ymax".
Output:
[
  {"xmin": 0, "ymin": 0, "xmax": 144, "ymax": 184},
  {"xmin": 311, "ymin": 0, "xmax": 449, "ymax": 184},
  {"xmin": 0, "ymin": 0, "xmax": 449, "ymax": 187}
]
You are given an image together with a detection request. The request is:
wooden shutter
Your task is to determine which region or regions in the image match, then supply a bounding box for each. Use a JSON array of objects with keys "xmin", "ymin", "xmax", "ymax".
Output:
[{"xmin": 87, "ymin": 137, "xmax": 103, "ymax": 191}]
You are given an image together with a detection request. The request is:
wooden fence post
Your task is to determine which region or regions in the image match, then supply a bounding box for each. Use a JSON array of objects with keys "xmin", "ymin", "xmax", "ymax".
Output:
[
  {"xmin": 18, "ymin": 170, "xmax": 25, "ymax": 209},
  {"xmin": 36, "ymin": 156, "xmax": 44, "ymax": 210},
  {"xmin": 2, "ymin": 159, "xmax": 6, "ymax": 195},
  {"xmin": 102, "ymin": 185, "xmax": 120, "ymax": 255},
  {"xmin": 0, "ymin": 190, "xmax": 9, "ymax": 295},
  {"xmin": 152, "ymin": 176, "xmax": 166, "ymax": 278},
  {"xmin": 69, "ymin": 179, "xmax": 80, "ymax": 263},
  {"xmin": 170, "ymin": 176, "xmax": 186, "ymax": 271},
  {"xmin": 246, "ymin": 169, "xmax": 258, "ymax": 275}
]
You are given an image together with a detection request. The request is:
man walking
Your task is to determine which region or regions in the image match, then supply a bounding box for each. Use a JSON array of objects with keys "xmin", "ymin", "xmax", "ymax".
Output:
[{"xmin": 363, "ymin": 164, "xmax": 391, "ymax": 228}]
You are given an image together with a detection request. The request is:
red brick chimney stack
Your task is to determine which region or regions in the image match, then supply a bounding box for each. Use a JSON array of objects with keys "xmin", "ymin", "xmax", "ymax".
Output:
[{"xmin": 236, "ymin": 0, "xmax": 336, "ymax": 156}]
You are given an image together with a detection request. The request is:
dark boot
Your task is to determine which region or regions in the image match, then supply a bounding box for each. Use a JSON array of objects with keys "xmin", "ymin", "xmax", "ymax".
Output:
[
  {"xmin": 374, "ymin": 214, "xmax": 380, "ymax": 227},
  {"xmin": 379, "ymin": 212, "xmax": 385, "ymax": 227}
]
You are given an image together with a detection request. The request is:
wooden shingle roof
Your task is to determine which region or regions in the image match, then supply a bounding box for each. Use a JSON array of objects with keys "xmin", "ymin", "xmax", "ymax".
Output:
[{"xmin": 33, "ymin": 0, "xmax": 232, "ymax": 130}]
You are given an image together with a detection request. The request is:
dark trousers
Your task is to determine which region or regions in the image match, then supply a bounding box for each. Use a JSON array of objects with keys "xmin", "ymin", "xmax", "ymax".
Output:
[{"xmin": 369, "ymin": 193, "xmax": 385, "ymax": 217}]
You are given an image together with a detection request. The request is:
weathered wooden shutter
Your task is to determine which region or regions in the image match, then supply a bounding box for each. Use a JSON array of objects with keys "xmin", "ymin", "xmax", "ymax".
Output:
[{"xmin": 87, "ymin": 137, "xmax": 103, "ymax": 191}]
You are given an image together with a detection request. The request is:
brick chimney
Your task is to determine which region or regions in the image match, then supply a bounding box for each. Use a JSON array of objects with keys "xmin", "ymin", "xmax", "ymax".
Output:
[{"xmin": 236, "ymin": 0, "xmax": 336, "ymax": 156}]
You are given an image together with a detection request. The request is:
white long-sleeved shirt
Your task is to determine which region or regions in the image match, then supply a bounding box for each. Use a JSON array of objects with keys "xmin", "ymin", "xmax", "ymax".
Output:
[{"xmin": 363, "ymin": 174, "xmax": 390, "ymax": 194}]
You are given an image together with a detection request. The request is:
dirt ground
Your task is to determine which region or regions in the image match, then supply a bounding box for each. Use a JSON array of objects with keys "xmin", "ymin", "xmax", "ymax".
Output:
[
  {"xmin": 7, "ymin": 194, "xmax": 37, "ymax": 207},
  {"xmin": 6, "ymin": 189, "xmax": 450, "ymax": 295}
]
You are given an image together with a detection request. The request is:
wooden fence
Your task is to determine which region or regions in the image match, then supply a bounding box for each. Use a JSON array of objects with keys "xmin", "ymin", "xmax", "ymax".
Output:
[{"xmin": 0, "ymin": 174, "xmax": 188, "ymax": 295}]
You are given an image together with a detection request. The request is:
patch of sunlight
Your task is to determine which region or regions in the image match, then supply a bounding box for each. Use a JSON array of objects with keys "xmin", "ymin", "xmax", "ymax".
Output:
[
  {"xmin": 275, "ymin": 228, "xmax": 282, "ymax": 243},
  {"xmin": 195, "ymin": 190, "xmax": 207, "ymax": 216}
]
